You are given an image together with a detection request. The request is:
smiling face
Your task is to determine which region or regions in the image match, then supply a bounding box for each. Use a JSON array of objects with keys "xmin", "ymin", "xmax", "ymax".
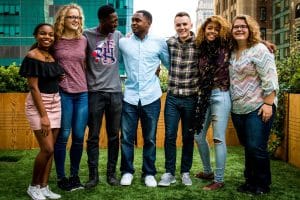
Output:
[
  {"xmin": 101, "ymin": 12, "xmax": 118, "ymax": 34},
  {"xmin": 174, "ymin": 15, "xmax": 192, "ymax": 42},
  {"xmin": 35, "ymin": 25, "xmax": 54, "ymax": 50},
  {"xmin": 64, "ymin": 8, "xmax": 82, "ymax": 32},
  {"xmin": 204, "ymin": 21, "xmax": 220, "ymax": 42},
  {"xmin": 131, "ymin": 12, "xmax": 150, "ymax": 38},
  {"xmin": 232, "ymin": 18, "xmax": 249, "ymax": 42}
]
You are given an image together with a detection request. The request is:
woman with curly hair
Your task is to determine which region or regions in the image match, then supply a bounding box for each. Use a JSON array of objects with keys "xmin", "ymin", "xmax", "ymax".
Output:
[
  {"xmin": 193, "ymin": 15, "xmax": 232, "ymax": 190},
  {"xmin": 229, "ymin": 15, "xmax": 278, "ymax": 195},
  {"xmin": 53, "ymin": 3, "xmax": 88, "ymax": 191}
]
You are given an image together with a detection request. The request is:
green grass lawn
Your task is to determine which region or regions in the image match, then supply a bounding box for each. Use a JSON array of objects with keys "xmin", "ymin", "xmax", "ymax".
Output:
[{"xmin": 0, "ymin": 147, "xmax": 299, "ymax": 200}]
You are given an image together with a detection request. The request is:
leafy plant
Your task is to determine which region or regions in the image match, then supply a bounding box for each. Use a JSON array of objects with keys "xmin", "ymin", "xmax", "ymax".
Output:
[
  {"xmin": 269, "ymin": 51, "xmax": 300, "ymax": 155},
  {"xmin": 0, "ymin": 63, "xmax": 28, "ymax": 92},
  {"xmin": 159, "ymin": 65, "xmax": 169, "ymax": 92}
]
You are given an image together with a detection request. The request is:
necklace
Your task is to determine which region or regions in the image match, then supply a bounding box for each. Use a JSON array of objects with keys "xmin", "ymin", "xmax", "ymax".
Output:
[{"xmin": 37, "ymin": 47, "xmax": 51, "ymax": 62}]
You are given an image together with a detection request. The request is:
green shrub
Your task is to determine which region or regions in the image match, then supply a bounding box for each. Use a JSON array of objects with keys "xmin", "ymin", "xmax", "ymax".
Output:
[
  {"xmin": 0, "ymin": 63, "xmax": 28, "ymax": 92},
  {"xmin": 269, "ymin": 51, "xmax": 300, "ymax": 155},
  {"xmin": 159, "ymin": 65, "xmax": 168, "ymax": 92}
]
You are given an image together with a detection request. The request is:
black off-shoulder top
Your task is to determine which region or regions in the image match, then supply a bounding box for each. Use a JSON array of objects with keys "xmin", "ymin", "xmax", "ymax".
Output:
[{"xmin": 19, "ymin": 57, "xmax": 64, "ymax": 94}]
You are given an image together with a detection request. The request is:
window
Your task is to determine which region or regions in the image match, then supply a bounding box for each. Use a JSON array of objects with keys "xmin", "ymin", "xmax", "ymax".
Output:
[
  {"xmin": 275, "ymin": 18, "xmax": 281, "ymax": 30},
  {"xmin": 275, "ymin": 33, "xmax": 281, "ymax": 44},
  {"xmin": 260, "ymin": 7, "xmax": 266, "ymax": 21},
  {"xmin": 296, "ymin": 3, "xmax": 300, "ymax": 19},
  {"xmin": 284, "ymin": 31, "xmax": 290, "ymax": 42},
  {"xmin": 0, "ymin": 4, "xmax": 20, "ymax": 16},
  {"xmin": 260, "ymin": 28, "xmax": 266, "ymax": 40},
  {"xmin": 0, "ymin": 25, "xmax": 20, "ymax": 36},
  {"xmin": 284, "ymin": 14, "xmax": 289, "ymax": 24},
  {"xmin": 275, "ymin": 2, "xmax": 281, "ymax": 14},
  {"xmin": 296, "ymin": 27, "xmax": 300, "ymax": 41}
]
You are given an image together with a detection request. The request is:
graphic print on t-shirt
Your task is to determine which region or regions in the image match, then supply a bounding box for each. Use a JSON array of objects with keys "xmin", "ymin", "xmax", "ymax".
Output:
[{"xmin": 92, "ymin": 36, "xmax": 116, "ymax": 65}]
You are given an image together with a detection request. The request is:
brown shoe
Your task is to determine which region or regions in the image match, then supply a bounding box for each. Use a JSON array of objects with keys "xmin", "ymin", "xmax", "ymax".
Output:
[
  {"xmin": 194, "ymin": 172, "xmax": 214, "ymax": 180},
  {"xmin": 203, "ymin": 181, "xmax": 224, "ymax": 191}
]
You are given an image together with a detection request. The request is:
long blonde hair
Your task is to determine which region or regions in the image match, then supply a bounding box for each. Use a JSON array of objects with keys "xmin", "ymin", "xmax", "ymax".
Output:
[
  {"xmin": 195, "ymin": 15, "xmax": 231, "ymax": 47},
  {"xmin": 231, "ymin": 14, "xmax": 261, "ymax": 49},
  {"xmin": 54, "ymin": 3, "xmax": 84, "ymax": 40}
]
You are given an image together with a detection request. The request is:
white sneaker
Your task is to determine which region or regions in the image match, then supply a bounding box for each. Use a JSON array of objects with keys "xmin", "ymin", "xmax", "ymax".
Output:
[
  {"xmin": 158, "ymin": 173, "xmax": 176, "ymax": 186},
  {"xmin": 27, "ymin": 185, "xmax": 46, "ymax": 200},
  {"xmin": 181, "ymin": 172, "xmax": 192, "ymax": 186},
  {"xmin": 40, "ymin": 185, "xmax": 61, "ymax": 199},
  {"xmin": 144, "ymin": 175, "xmax": 157, "ymax": 187},
  {"xmin": 120, "ymin": 173, "xmax": 133, "ymax": 186}
]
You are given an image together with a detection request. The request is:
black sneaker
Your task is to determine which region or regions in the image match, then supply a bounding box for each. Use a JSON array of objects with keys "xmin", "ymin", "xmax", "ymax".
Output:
[
  {"xmin": 237, "ymin": 182, "xmax": 255, "ymax": 194},
  {"xmin": 57, "ymin": 177, "xmax": 72, "ymax": 191},
  {"xmin": 107, "ymin": 174, "xmax": 119, "ymax": 186},
  {"xmin": 69, "ymin": 176, "xmax": 84, "ymax": 191}
]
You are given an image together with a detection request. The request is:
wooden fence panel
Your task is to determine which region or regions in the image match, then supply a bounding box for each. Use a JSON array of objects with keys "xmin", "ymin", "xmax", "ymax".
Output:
[{"xmin": 0, "ymin": 93, "xmax": 239, "ymax": 150}]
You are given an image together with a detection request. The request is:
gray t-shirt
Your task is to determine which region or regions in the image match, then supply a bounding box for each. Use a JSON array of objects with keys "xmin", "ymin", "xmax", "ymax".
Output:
[{"xmin": 83, "ymin": 27, "xmax": 123, "ymax": 92}]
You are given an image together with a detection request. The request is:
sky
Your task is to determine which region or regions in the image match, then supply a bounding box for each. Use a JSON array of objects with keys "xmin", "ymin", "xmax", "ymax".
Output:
[{"xmin": 133, "ymin": 0, "xmax": 199, "ymax": 37}]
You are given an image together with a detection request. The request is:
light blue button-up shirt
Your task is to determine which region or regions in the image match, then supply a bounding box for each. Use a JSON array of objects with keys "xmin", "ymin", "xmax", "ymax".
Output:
[{"xmin": 119, "ymin": 34, "xmax": 170, "ymax": 106}]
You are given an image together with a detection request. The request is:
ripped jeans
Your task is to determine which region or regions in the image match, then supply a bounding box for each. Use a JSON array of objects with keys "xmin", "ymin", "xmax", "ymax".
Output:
[{"xmin": 194, "ymin": 89, "xmax": 231, "ymax": 183}]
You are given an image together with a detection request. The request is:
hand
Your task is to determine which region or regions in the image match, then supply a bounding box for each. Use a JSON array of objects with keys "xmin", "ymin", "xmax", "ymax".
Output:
[
  {"xmin": 262, "ymin": 40, "xmax": 277, "ymax": 54},
  {"xmin": 155, "ymin": 66, "xmax": 161, "ymax": 77},
  {"xmin": 40, "ymin": 116, "xmax": 51, "ymax": 136},
  {"xmin": 258, "ymin": 104, "xmax": 273, "ymax": 122}
]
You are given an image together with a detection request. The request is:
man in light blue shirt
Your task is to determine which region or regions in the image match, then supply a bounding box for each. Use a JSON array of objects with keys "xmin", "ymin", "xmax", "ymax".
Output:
[{"xmin": 119, "ymin": 10, "xmax": 169, "ymax": 187}]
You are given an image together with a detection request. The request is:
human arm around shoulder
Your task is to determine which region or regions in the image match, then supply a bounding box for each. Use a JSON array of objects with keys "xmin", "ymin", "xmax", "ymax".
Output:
[{"xmin": 159, "ymin": 39, "xmax": 170, "ymax": 69}]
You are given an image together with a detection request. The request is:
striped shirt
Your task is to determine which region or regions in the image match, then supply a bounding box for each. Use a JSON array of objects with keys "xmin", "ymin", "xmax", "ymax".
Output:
[
  {"xmin": 229, "ymin": 43, "xmax": 279, "ymax": 114},
  {"xmin": 167, "ymin": 33, "xmax": 199, "ymax": 96}
]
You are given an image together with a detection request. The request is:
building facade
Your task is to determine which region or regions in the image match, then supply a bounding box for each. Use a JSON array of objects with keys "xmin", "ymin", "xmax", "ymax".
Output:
[
  {"xmin": 214, "ymin": 0, "xmax": 273, "ymax": 41},
  {"xmin": 196, "ymin": 0, "xmax": 214, "ymax": 31},
  {"xmin": 290, "ymin": 0, "xmax": 300, "ymax": 53},
  {"xmin": 0, "ymin": 0, "xmax": 133, "ymax": 74}
]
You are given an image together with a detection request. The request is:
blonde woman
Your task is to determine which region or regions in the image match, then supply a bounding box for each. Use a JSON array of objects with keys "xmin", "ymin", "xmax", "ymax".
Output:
[
  {"xmin": 53, "ymin": 4, "xmax": 88, "ymax": 191},
  {"xmin": 230, "ymin": 15, "xmax": 279, "ymax": 195}
]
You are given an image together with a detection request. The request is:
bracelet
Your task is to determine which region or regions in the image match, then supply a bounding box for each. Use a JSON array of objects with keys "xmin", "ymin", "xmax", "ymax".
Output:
[{"xmin": 264, "ymin": 102, "xmax": 273, "ymax": 106}]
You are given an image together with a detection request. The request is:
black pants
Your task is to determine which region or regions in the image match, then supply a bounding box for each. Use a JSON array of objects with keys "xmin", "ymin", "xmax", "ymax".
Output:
[{"xmin": 86, "ymin": 91, "xmax": 122, "ymax": 175}]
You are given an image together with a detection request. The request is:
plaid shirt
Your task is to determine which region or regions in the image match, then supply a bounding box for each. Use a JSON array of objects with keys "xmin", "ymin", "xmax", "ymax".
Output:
[{"xmin": 167, "ymin": 33, "xmax": 199, "ymax": 96}]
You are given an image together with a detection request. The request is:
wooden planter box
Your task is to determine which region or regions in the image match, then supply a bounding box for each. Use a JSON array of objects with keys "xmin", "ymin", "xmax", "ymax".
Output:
[
  {"xmin": 287, "ymin": 93, "xmax": 300, "ymax": 168},
  {"xmin": 0, "ymin": 93, "xmax": 239, "ymax": 150}
]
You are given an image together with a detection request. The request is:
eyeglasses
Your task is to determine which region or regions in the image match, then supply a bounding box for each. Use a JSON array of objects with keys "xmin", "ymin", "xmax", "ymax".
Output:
[
  {"xmin": 233, "ymin": 25, "xmax": 248, "ymax": 30},
  {"xmin": 65, "ymin": 16, "xmax": 82, "ymax": 20}
]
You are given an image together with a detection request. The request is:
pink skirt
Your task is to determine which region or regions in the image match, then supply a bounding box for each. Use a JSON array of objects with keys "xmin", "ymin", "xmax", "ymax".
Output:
[{"xmin": 25, "ymin": 92, "xmax": 61, "ymax": 130}]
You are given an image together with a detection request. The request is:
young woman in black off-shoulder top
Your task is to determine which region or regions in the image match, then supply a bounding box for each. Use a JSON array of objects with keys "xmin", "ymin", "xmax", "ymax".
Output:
[{"xmin": 19, "ymin": 23, "xmax": 64, "ymax": 200}]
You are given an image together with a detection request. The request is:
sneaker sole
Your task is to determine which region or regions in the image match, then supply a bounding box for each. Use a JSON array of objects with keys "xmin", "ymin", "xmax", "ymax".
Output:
[
  {"xmin": 158, "ymin": 180, "xmax": 176, "ymax": 187},
  {"xmin": 70, "ymin": 186, "xmax": 84, "ymax": 192},
  {"xmin": 27, "ymin": 190, "xmax": 46, "ymax": 200}
]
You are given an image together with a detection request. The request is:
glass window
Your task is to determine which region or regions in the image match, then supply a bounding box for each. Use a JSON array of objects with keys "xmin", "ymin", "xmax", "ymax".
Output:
[
  {"xmin": 260, "ymin": 7, "xmax": 266, "ymax": 21},
  {"xmin": 0, "ymin": 25, "xmax": 4, "ymax": 35},
  {"xmin": 275, "ymin": 2, "xmax": 281, "ymax": 14},
  {"xmin": 0, "ymin": 5, "xmax": 4, "ymax": 15},
  {"xmin": 275, "ymin": 33, "xmax": 281, "ymax": 44},
  {"xmin": 9, "ymin": 5, "xmax": 15, "ymax": 15},
  {"xmin": 4, "ymin": 4, "xmax": 9, "ymax": 15},
  {"xmin": 15, "ymin": 25, "xmax": 20, "ymax": 36},
  {"xmin": 296, "ymin": 3, "xmax": 300, "ymax": 19},
  {"xmin": 15, "ymin": 5, "xmax": 20, "ymax": 15},
  {"xmin": 260, "ymin": 28, "xmax": 266, "ymax": 40},
  {"xmin": 275, "ymin": 18, "xmax": 281, "ymax": 30},
  {"xmin": 284, "ymin": 31, "xmax": 289, "ymax": 42}
]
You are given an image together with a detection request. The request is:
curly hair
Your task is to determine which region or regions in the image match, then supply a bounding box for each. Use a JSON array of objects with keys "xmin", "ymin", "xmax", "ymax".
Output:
[
  {"xmin": 54, "ymin": 3, "xmax": 84, "ymax": 40},
  {"xmin": 231, "ymin": 14, "xmax": 261, "ymax": 49},
  {"xmin": 195, "ymin": 15, "xmax": 231, "ymax": 47}
]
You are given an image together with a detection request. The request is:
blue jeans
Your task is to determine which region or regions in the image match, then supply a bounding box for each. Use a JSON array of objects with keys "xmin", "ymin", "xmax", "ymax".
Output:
[
  {"xmin": 54, "ymin": 91, "xmax": 88, "ymax": 179},
  {"xmin": 194, "ymin": 89, "xmax": 231, "ymax": 183},
  {"xmin": 164, "ymin": 93, "xmax": 196, "ymax": 175},
  {"xmin": 231, "ymin": 105, "xmax": 275, "ymax": 188},
  {"xmin": 86, "ymin": 92, "xmax": 122, "ymax": 175},
  {"xmin": 120, "ymin": 99, "xmax": 161, "ymax": 176}
]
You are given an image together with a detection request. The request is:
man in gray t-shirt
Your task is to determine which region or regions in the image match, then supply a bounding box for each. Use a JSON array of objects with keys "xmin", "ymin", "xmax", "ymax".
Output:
[{"xmin": 83, "ymin": 5, "xmax": 123, "ymax": 188}]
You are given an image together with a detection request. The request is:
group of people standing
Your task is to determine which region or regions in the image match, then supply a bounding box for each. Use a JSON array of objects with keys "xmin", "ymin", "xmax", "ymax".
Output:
[{"xmin": 19, "ymin": 3, "xmax": 278, "ymax": 200}]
